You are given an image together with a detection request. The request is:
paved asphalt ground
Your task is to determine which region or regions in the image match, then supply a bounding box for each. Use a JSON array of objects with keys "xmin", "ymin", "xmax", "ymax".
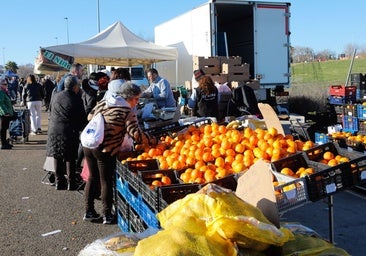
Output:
[{"xmin": 1, "ymin": 108, "xmax": 366, "ymax": 255}]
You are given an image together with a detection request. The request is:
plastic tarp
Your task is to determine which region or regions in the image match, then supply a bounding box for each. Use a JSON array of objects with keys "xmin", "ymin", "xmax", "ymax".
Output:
[{"xmin": 41, "ymin": 21, "xmax": 178, "ymax": 67}]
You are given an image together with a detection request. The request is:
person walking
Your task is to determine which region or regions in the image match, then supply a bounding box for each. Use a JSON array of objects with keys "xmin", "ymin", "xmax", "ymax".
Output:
[
  {"xmin": 0, "ymin": 79, "xmax": 14, "ymax": 149},
  {"xmin": 83, "ymin": 80, "xmax": 158, "ymax": 224},
  {"xmin": 46, "ymin": 76, "xmax": 87, "ymax": 190},
  {"xmin": 141, "ymin": 68, "xmax": 176, "ymax": 108},
  {"xmin": 22, "ymin": 74, "xmax": 44, "ymax": 135},
  {"xmin": 42, "ymin": 75, "xmax": 56, "ymax": 112}
]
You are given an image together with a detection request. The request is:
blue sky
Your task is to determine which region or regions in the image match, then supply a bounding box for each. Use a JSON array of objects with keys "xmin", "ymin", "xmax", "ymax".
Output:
[{"xmin": 1, "ymin": 0, "xmax": 365, "ymax": 65}]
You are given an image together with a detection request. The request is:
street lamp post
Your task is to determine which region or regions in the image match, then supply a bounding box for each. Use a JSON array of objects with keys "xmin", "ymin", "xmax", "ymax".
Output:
[
  {"xmin": 97, "ymin": 0, "xmax": 100, "ymax": 33},
  {"xmin": 2, "ymin": 47, "xmax": 5, "ymax": 74},
  {"xmin": 64, "ymin": 17, "xmax": 69, "ymax": 44}
]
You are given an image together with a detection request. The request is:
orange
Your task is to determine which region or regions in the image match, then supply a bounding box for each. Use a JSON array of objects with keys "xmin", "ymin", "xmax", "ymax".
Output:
[
  {"xmin": 204, "ymin": 169, "xmax": 216, "ymax": 182},
  {"xmin": 218, "ymin": 125, "xmax": 227, "ymax": 134},
  {"xmin": 194, "ymin": 160, "xmax": 206, "ymax": 170},
  {"xmin": 226, "ymin": 148, "xmax": 236, "ymax": 157},
  {"xmin": 267, "ymin": 127, "xmax": 278, "ymax": 136},
  {"xmin": 327, "ymin": 159, "xmax": 339, "ymax": 167},
  {"xmin": 280, "ymin": 167, "xmax": 295, "ymax": 176},
  {"xmin": 232, "ymin": 159, "xmax": 245, "ymax": 173},
  {"xmin": 323, "ymin": 151, "xmax": 335, "ymax": 160},
  {"xmin": 151, "ymin": 180, "xmax": 162, "ymax": 187},
  {"xmin": 212, "ymin": 148, "xmax": 222, "ymax": 158},
  {"xmin": 190, "ymin": 168, "xmax": 203, "ymax": 180},
  {"xmin": 214, "ymin": 157, "xmax": 225, "ymax": 168},
  {"xmin": 185, "ymin": 156, "xmax": 196, "ymax": 166},
  {"xmin": 159, "ymin": 159, "xmax": 169, "ymax": 170},
  {"xmin": 202, "ymin": 151, "xmax": 214, "ymax": 163},
  {"xmin": 161, "ymin": 176, "xmax": 172, "ymax": 185},
  {"xmin": 338, "ymin": 156, "xmax": 350, "ymax": 163},
  {"xmin": 180, "ymin": 172, "xmax": 190, "ymax": 183},
  {"xmin": 216, "ymin": 167, "xmax": 227, "ymax": 178}
]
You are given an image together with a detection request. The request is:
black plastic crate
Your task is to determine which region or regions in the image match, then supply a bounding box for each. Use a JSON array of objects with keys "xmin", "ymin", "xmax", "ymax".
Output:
[
  {"xmin": 202, "ymin": 174, "xmax": 238, "ymax": 191},
  {"xmin": 127, "ymin": 159, "xmax": 159, "ymax": 171},
  {"xmin": 137, "ymin": 169, "xmax": 180, "ymax": 211},
  {"xmin": 143, "ymin": 122, "xmax": 184, "ymax": 137},
  {"xmin": 304, "ymin": 142, "xmax": 363, "ymax": 163},
  {"xmin": 158, "ymin": 183, "xmax": 201, "ymax": 209},
  {"xmin": 273, "ymin": 173, "xmax": 308, "ymax": 213},
  {"xmin": 349, "ymin": 155, "xmax": 366, "ymax": 186},
  {"xmin": 271, "ymin": 152, "xmax": 326, "ymax": 177},
  {"xmin": 305, "ymin": 162, "xmax": 353, "ymax": 202}
]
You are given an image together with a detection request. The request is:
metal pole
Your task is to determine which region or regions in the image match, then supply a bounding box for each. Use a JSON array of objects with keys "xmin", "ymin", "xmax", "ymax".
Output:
[
  {"xmin": 345, "ymin": 48, "xmax": 357, "ymax": 86},
  {"xmin": 2, "ymin": 47, "xmax": 5, "ymax": 73},
  {"xmin": 97, "ymin": 0, "xmax": 101, "ymax": 33},
  {"xmin": 64, "ymin": 17, "xmax": 69, "ymax": 44},
  {"xmin": 328, "ymin": 195, "xmax": 334, "ymax": 244}
]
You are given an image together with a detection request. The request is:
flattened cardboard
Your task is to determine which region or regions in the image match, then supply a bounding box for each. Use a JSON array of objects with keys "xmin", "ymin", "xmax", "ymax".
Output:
[
  {"xmin": 235, "ymin": 159, "xmax": 280, "ymax": 227},
  {"xmin": 258, "ymin": 103, "xmax": 285, "ymax": 135}
]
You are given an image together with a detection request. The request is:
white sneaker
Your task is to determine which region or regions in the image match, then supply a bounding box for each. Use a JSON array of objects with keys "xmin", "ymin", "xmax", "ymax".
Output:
[{"xmin": 29, "ymin": 132, "xmax": 37, "ymax": 136}]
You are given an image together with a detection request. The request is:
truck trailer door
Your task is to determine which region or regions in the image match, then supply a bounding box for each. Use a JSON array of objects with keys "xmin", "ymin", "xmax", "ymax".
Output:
[{"xmin": 254, "ymin": 3, "xmax": 290, "ymax": 87}]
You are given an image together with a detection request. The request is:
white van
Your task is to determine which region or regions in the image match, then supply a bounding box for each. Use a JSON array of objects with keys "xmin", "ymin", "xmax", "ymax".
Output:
[
  {"xmin": 104, "ymin": 65, "xmax": 149, "ymax": 87},
  {"xmin": 130, "ymin": 66, "xmax": 149, "ymax": 87}
]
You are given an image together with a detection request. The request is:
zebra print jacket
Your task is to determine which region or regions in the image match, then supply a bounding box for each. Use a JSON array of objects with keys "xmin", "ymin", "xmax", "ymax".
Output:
[{"xmin": 88, "ymin": 97, "xmax": 157, "ymax": 156}]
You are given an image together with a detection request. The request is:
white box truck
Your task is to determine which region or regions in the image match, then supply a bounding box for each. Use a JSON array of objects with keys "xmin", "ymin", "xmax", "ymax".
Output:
[{"xmin": 154, "ymin": 0, "xmax": 291, "ymax": 90}]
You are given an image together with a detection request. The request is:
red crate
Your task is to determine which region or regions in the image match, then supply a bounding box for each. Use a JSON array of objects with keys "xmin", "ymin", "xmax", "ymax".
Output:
[{"xmin": 329, "ymin": 85, "xmax": 357, "ymax": 96}]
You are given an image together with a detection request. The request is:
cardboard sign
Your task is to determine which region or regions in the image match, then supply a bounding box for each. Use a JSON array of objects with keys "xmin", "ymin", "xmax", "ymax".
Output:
[
  {"xmin": 235, "ymin": 159, "xmax": 280, "ymax": 227},
  {"xmin": 34, "ymin": 48, "xmax": 74, "ymax": 73}
]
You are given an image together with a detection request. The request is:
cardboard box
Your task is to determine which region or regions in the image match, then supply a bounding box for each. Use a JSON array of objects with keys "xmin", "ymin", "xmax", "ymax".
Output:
[
  {"xmin": 219, "ymin": 56, "xmax": 242, "ymax": 66},
  {"xmin": 192, "ymin": 56, "xmax": 220, "ymax": 69},
  {"xmin": 222, "ymin": 63, "xmax": 250, "ymax": 74},
  {"xmin": 228, "ymin": 74, "xmax": 250, "ymax": 82},
  {"xmin": 201, "ymin": 66, "xmax": 221, "ymax": 75},
  {"xmin": 209, "ymin": 74, "xmax": 228, "ymax": 84}
]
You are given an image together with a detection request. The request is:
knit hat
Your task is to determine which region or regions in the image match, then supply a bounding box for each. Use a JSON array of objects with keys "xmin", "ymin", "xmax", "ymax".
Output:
[{"xmin": 194, "ymin": 69, "xmax": 205, "ymax": 81}]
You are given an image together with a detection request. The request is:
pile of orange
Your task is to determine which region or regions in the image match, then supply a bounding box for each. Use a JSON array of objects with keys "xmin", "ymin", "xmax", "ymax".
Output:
[
  {"xmin": 125, "ymin": 123, "xmax": 316, "ymax": 184},
  {"xmin": 319, "ymin": 151, "xmax": 350, "ymax": 166},
  {"xmin": 279, "ymin": 166, "xmax": 315, "ymax": 178}
]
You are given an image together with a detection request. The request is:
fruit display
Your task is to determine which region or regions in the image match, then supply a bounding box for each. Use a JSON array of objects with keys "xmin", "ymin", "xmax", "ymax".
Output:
[{"xmin": 124, "ymin": 123, "xmax": 316, "ymax": 185}]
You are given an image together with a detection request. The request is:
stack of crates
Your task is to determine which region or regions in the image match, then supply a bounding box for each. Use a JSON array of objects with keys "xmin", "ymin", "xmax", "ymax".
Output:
[
  {"xmin": 357, "ymin": 104, "xmax": 366, "ymax": 135},
  {"xmin": 329, "ymin": 85, "xmax": 357, "ymax": 105},
  {"xmin": 115, "ymin": 159, "xmax": 202, "ymax": 233},
  {"xmin": 342, "ymin": 104, "xmax": 358, "ymax": 133},
  {"xmin": 221, "ymin": 57, "xmax": 250, "ymax": 83},
  {"xmin": 192, "ymin": 55, "xmax": 250, "ymax": 84},
  {"xmin": 351, "ymin": 73, "xmax": 366, "ymax": 100}
]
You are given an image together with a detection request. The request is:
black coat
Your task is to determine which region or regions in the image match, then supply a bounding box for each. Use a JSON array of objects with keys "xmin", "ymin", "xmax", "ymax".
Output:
[{"xmin": 46, "ymin": 90, "xmax": 87, "ymax": 160}]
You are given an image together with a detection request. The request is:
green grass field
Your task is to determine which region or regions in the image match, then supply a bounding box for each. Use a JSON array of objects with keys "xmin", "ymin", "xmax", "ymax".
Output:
[{"xmin": 288, "ymin": 58, "xmax": 366, "ymax": 115}]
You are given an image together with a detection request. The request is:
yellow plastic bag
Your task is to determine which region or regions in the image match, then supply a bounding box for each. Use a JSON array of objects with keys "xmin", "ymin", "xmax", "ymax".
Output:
[
  {"xmin": 283, "ymin": 234, "xmax": 350, "ymax": 256},
  {"xmin": 133, "ymin": 228, "xmax": 237, "ymax": 256},
  {"xmin": 206, "ymin": 215, "xmax": 293, "ymax": 251}
]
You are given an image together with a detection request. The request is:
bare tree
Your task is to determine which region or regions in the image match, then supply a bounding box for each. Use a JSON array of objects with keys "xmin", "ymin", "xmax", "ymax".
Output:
[
  {"xmin": 291, "ymin": 46, "xmax": 315, "ymax": 63},
  {"xmin": 315, "ymin": 49, "xmax": 336, "ymax": 61},
  {"xmin": 344, "ymin": 43, "xmax": 358, "ymax": 57}
]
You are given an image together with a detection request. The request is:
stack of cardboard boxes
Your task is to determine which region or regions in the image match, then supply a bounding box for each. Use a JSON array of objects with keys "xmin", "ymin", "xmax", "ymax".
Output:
[{"xmin": 192, "ymin": 56, "xmax": 250, "ymax": 86}]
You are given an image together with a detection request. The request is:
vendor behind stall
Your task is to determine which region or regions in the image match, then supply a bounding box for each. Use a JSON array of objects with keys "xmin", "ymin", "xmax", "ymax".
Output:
[{"xmin": 141, "ymin": 68, "xmax": 176, "ymax": 108}]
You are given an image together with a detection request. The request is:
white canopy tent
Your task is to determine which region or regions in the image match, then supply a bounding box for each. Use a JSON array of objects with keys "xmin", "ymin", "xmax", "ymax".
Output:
[{"xmin": 40, "ymin": 21, "xmax": 178, "ymax": 67}]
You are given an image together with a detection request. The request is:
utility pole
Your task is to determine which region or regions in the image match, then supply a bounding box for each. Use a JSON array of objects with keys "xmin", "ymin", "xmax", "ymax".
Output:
[{"xmin": 64, "ymin": 17, "xmax": 69, "ymax": 44}]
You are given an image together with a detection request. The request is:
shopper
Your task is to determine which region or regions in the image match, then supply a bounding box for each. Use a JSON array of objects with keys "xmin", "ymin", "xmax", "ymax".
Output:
[
  {"xmin": 0, "ymin": 79, "xmax": 14, "ymax": 149},
  {"xmin": 46, "ymin": 76, "xmax": 87, "ymax": 190},
  {"xmin": 83, "ymin": 80, "xmax": 158, "ymax": 224},
  {"xmin": 22, "ymin": 74, "xmax": 44, "ymax": 135}
]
